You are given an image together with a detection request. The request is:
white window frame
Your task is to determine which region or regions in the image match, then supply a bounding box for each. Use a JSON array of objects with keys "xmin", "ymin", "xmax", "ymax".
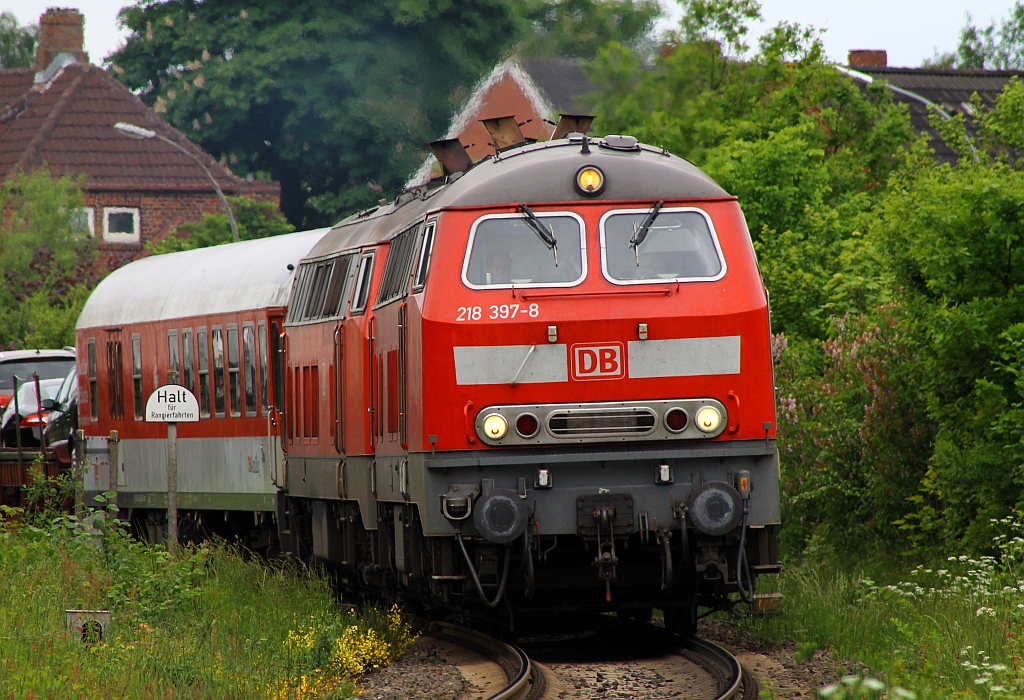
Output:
[
  {"xmin": 461, "ymin": 211, "xmax": 587, "ymax": 290},
  {"xmin": 598, "ymin": 206, "xmax": 727, "ymax": 286},
  {"xmin": 103, "ymin": 207, "xmax": 140, "ymax": 243},
  {"xmin": 73, "ymin": 207, "xmax": 95, "ymax": 236}
]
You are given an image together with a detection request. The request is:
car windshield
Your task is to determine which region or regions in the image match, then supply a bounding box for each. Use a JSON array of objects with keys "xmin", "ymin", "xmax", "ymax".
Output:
[
  {"xmin": 603, "ymin": 209, "xmax": 723, "ymax": 282},
  {"xmin": 1, "ymin": 378, "xmax": 63, "ymax": 423},
  {"xmin": 464, "ymin": 214, "xmax": 584, "ymax": 287},
  {"xmin": 0, "ymin": 358, "xmax": 75, "ymax": 395}
]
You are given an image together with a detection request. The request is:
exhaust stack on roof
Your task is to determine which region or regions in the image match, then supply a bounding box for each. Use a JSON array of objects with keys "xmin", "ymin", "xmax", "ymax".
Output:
[
  {"xmin": 552, "ymin": 114, "xmax": 595, "ymax": 139},
  {"xmin": 428, "ymin": 139, "xmax": 473, "ymax": 177},
  {"xmin": 481, "ymin": 116, "xmax": 527, "ymax": 152}
]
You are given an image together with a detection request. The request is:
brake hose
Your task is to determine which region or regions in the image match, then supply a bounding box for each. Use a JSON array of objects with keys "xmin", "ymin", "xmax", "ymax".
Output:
[
  {"xmin": 455, "ymin": 531, "xmax": 512, "ymax": 609},
  {"xmin": 735, "ymin": 504, "xmax": 756, "ymax": 604}
]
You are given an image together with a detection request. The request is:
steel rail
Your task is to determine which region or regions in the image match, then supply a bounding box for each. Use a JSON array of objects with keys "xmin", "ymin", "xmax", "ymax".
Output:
[
  {"xmin": 428, "ymin": 620, "xmax": 534, "ymax": 700},
  {"xmin": 678, "ymin": 636, "xmax": 745, "ymax": 700}
]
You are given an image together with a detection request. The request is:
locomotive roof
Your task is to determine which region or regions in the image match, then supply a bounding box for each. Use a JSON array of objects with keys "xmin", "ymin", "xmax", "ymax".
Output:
[
  {"xmin": 77, "ymin": 228, "xmax": 329, "ymax": 329},
  {"xmin": 306, "ymin": 136, "xmax": 730, "ymax": 259}
]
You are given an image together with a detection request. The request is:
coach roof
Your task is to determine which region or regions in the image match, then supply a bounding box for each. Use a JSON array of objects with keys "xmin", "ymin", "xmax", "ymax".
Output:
[
  {"xmin": 77, "ymin": 228, "xmax": 329, "ymax": 329},
  {"xmin": 306, "ymin": 136, "xmax": 730, "ymax": 258}
]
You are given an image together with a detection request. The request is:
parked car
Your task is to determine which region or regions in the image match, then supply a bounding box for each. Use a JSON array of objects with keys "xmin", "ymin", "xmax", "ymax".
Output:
[
  {"xmin": 0, "ymin": 349, "xmax": 76, "ymax": 412},
  {"xmin": 0, "ymin": 377, "xmax": 63, "ymax": 449},
  {"xmin": 43, "ymin": 367, "xmax": 79, "ymax": 468}
]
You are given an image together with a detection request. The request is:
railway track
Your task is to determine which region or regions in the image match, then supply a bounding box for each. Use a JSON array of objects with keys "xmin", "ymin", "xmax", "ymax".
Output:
[{"xmin": 414, "ymin": 617, "xmax": 753, "ymax": 700}]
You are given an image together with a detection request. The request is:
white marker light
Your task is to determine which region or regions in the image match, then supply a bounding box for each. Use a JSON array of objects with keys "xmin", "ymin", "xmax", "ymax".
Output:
[
  {"xmin": 695, "ymin": 406, "xmax": 722, "ymax": 433},
  {"xmin": 482, "ymin": 413, "xmax": 508, "ymax": 440}
]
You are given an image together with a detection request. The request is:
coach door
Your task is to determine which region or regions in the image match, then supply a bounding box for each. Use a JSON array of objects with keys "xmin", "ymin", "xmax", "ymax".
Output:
[{"xmin": 268, "ymin": 316, "xmax": 286, "ymax": 486}]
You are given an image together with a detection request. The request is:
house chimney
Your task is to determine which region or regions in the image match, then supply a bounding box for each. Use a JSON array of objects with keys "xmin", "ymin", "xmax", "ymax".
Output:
[
  {"xmin": 848, "ymin": 50, "xmax": 887, "ymax": 69},
  {"xmin": 35, "ymin": 9, "xmax": 89, "ymax": 72}
]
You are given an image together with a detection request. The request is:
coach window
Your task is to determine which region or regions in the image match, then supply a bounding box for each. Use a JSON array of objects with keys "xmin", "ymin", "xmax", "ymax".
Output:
[
  {"xmin": 227, "ymin": 324, "xmax": 241, "ymax": 417},
  {"xmin": 270, "ymin": 322, "xmax": 284, "ymax": 412},
  {"xmin": 106, "ymin": 335, "xmax": 125, "ymax": 421},
  {"xmin": 167, "ymin": 329, "xmax": 180, "ymax": 384},
  {"xmin": 600, "ymin": 207, "xmax": 725, "ymax": 285},
  {"xmin": 322, "ymin": 254, "xmax": 355, "ymax": 319},
  {"xmin": 303, "ymin": 260, "xmax": 332, "ymax": 320},
  {"xmin": 131, "ymin": 334, "xmax": 143, "ymax": 421},
  {"xmin": 182, "ymin": 329, "xmax": 195, "ymax": 394},
  {"xmin": 463, "ymin": 212, "xmax": 586, "ymax": 289},
  {"xmin": 413, "ymin": 221, "xmax": 436, "ymax": 291},
  {"xmin": 87, "ymin": 338, "xmax": 98, "ymax": 421},
  {"xmin": 212, "ymin": 326, "xmax": 226, "ymax": 417},
  {"xmin": 350, "ymin": 253, "xmax": 375, "ymax": 314},
  {"xmin": 197, "ymin": 327, "xmax": 211, "ymax": 418},
  {"xmin": 258, "ymin": 321, "xmax": 269, "ymax": 415},
  {"xmin": 242, "ymin": 323, "xmax": 258, "ymax": 416}
]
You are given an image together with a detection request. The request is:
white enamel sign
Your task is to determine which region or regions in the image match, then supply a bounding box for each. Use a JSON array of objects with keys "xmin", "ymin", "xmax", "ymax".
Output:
[{"xmin": 145, "ymin": 385, "xmax": 199, "ymax": 422}]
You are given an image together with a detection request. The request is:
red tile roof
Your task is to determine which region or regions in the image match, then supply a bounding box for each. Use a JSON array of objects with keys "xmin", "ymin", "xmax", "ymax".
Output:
[{"xmin": 0, "ymin": 61, "xmax": 276, "ymax": 196}]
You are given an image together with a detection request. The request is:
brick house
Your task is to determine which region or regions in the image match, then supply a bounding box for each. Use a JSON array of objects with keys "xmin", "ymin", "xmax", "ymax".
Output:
[
  {"xmin": 0, "ymin": 9, "xmax": 280, "ymax": 271},
  {"xmin": 844, "ymin": 49, "xmax": 1024, "ymax": 164},
  {"xmin": 410, "ymin": 56, "xmax": 594, "ymax": 184}
]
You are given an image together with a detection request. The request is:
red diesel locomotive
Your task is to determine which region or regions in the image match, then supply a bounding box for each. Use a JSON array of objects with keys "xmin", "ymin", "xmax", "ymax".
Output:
[{"xmin": 278, "ymin": 125, "xmax": 780, "ymax": 632}]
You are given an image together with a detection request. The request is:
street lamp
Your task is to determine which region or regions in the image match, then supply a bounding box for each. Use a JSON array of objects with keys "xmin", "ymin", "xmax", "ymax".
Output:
[{"xmin": 113, "ymin": 121, "xmax": 240, "ymax": 243}]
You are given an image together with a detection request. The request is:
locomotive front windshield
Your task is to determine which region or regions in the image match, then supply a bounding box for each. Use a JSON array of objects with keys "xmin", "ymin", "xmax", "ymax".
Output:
[
  {"xmin": 602, "ymin": 209, "xmax": 724, "ymax": 283},
  {"xmin": 464, "ymin": 214, "xmax": 585, "ymax": 288}
]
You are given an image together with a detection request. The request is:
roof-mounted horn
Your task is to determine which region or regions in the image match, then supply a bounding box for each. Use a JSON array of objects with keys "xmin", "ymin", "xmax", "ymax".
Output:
[
  {"xmin": 428, "ymin": 138, "xmax": 473, "ymax": 177},
  {"xmin": 481, "ymin": 116, "xmax": 527, "ymax": 152},
  {"xmin": 552, "ymin": 114, "xmax": 595, "ymax": 140}
]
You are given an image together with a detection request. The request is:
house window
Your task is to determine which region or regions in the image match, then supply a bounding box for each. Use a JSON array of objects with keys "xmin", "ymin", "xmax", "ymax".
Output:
[
  {"xmin": 72, "ymin": 207, "xmax": 95, "ymax": 236},
  {"xmin": 103, "ymin": 207, "xmax": 140, "ymax": 243}
]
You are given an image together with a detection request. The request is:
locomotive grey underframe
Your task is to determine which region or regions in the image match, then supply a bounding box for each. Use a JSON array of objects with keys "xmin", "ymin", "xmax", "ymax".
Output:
[{"xmin": 288, "ymin": 439, "xmax": 779, "ymax": 538}]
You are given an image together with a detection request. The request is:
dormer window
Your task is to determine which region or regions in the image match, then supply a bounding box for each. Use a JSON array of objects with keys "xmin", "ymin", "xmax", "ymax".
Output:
[{"xmin": 103, "ymin": 207, "xmax": 140, "ymax": 243}]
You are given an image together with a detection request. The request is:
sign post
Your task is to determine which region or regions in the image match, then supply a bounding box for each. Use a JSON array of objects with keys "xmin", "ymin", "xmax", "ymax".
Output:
[{"xmin": 145, "ymin": 385, "xmax": 199, "ymax": 553}]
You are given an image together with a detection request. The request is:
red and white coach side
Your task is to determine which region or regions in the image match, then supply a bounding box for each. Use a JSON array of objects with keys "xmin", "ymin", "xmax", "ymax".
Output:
[{"xmin": 75, "ymin": 229, "xmax": 327, "ymax": 542}]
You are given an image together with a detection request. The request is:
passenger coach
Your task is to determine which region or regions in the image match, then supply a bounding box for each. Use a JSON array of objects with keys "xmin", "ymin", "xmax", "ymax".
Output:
[{"xmin": 75, "ymin": 229, "xmax": 327, "ymax": 544}]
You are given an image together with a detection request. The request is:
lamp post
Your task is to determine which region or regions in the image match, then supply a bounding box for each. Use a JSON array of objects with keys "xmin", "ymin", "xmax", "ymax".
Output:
[{"xmin": 113, "ymin": 121, "xmax": 240, "ymax": 243}]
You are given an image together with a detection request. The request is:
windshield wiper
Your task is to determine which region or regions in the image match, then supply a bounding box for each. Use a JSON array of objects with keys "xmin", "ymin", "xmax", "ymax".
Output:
[
  {"xmin": 629, "ymin": 200, "xmax": 663, "ymax": 265},
  {"xmin": 517, "ymin": 203, "xmax": 558, "ymax": 266}
]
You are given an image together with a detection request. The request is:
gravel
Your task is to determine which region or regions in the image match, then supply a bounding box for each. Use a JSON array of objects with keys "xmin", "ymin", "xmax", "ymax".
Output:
[{"xmin": 355, "ymin": 637, "xmax": 472, "ymax": 700}]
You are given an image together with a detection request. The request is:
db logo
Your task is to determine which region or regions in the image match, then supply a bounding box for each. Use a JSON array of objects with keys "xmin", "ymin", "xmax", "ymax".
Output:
[{"xmin": 571, "ymin": 342, "xmax": 625, "ymax": 381}]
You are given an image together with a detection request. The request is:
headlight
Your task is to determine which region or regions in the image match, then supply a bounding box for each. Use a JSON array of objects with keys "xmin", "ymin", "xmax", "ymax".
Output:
[
  {"xmin": 575, "ymin": 165, "xmax": 605, "ymax": 196},
  {"xmin": 694, "ymin": 406, "xmax": 722, "ymax": 433},
  {"xmin": 482, "ymin": 413, "xmax": 508, "ymax": 440}
]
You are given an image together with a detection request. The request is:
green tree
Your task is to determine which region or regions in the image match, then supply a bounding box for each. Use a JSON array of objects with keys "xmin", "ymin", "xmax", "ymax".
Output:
[
  {"xmin": 519, "ymin": 0, "xmax": 661, "ymax": 59},
  {"xmin": 146, "ymin": 196, "xmax": 295, "ymax": 255},
  {"xmin": 0, "ymin": 169, "xmax": 97, "ymax": 350},
  {"xmin": 0, "ymin": 11, "xmax": 37, "ymax": 69},
  {"xmin": 952, "ymin": 2, "xmax": 1024, "ymax": 69},
  {"xmin": 108, "ymin": 0, "xmax": 530, "ymax": 227},
  {"xmin": 588, "ymin": 9, "xmax": 912, "ymax": 337}
]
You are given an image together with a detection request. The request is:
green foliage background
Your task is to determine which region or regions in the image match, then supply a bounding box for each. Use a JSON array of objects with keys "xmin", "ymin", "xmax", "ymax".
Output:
[
  {"xmin": 0, "ymin": 170, "xmax": 97, "ymax": 351},
  {"xmin": 584, "ymin": 1, "xmax": 1024, "ymax": 556}
]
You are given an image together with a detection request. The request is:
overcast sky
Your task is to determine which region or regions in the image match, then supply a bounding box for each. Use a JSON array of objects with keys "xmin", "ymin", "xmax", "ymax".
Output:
[{"xmin": 3, "ymin": 0, "xmax": 1021, "ymax": 69}]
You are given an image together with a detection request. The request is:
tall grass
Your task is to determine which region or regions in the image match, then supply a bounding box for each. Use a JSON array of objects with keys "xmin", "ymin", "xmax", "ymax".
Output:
[
  {"xmin": 745, "ymin": 519, "xmax": 1024, "ymax": 699},
  {"xmin": 0, "ymin": 493, "xmax": 413, "ymax": 699}
]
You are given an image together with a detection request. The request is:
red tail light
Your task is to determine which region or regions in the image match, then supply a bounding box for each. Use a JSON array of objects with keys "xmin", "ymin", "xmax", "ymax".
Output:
[
  {"xmin": 20, "ymin": 412, "xmax": 49, "ymax": 427},
  {"xmin": 0, "ymin": 396, "xmax": 9, "ymax": 411}
]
